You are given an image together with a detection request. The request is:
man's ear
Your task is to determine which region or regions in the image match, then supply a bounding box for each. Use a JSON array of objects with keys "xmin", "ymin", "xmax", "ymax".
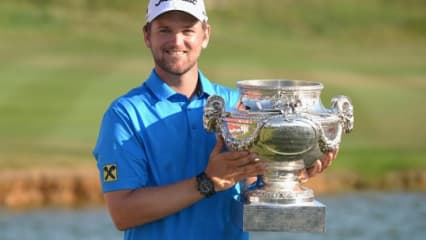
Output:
[
  {"xmin": 143, "ymin": 24, "xmax": 152, "ymax": 48},
  {"xmin": 201, "ymin": 23, "xmax": 211, "ymax": 49}
]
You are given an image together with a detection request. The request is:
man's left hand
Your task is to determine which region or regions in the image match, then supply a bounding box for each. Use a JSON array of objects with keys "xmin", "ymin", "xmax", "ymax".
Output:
[{"xmin": 306, "ymin": 148, "xmax": 339, "ymax": 178}]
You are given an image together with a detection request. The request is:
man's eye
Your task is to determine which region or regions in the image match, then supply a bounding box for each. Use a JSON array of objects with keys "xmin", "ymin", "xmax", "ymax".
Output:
[{"xmin": 183, "ymin": 29, "xmax": 195, "ymax": 34}]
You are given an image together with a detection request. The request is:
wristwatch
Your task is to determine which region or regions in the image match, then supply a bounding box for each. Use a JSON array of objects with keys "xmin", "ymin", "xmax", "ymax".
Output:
[{"xmin": 196, "ymin": 172, "xmax": 216, "ymax": 197}]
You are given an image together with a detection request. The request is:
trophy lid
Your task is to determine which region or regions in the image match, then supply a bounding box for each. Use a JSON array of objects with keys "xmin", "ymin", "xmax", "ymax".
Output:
[
  {"xmin": 237, "ymin": 79, "xmax": 323, "ymax": 92},
  {"xmin": 236, "ymin": 79, "xmax": 325, "ymax": 113}
]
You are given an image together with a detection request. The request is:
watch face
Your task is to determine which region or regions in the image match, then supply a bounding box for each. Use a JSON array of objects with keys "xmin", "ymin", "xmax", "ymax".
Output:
[
  {"xmin": 199, "ymin": 179, "xmax": 213, "ymax": 193},
  {"xmin": 197, "ymin": 172, "xmax": 215, "ymax": 197}
]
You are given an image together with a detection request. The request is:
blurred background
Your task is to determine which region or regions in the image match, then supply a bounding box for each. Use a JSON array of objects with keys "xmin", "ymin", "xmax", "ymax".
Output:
[{"xmin": 0, "ymin": 0, "xmax": 425, "ymax": 239}]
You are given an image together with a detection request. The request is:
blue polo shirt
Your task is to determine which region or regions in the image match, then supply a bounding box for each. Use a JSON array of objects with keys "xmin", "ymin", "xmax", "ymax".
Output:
[{"xmin": 93, "ymin": 70, "xmax": 247, "ymax": 240}]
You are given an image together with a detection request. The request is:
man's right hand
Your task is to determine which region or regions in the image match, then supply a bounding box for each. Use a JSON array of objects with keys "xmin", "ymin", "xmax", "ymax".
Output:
[{"xmin": 204, "ymin": 135, "xmax": 266, "ymax": 192}]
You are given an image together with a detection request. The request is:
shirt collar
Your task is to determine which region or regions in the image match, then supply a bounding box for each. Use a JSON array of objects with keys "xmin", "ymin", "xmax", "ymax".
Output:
[
  {"xmin": 198, "ymin": 70, "xmax": 216, "ymax": 97},
  {"xmin": 145, "ymin": 69, "xmax": 216, "ymax": 100}
]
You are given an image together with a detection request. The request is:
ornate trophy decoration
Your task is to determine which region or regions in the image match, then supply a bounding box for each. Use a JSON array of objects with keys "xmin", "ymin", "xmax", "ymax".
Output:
[{"xmin": 204, "ymin": 79, "xmax": 354, "ymax": 232}]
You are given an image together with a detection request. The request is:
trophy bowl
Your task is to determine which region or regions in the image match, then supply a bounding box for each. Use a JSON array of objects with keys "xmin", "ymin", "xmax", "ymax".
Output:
[{"xmin": 204, "ymin": 79, "xmax": 354, "ymax": 232}]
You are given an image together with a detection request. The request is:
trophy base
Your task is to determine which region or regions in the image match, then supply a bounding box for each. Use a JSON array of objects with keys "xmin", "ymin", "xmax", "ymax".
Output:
[{"xmin": 232, "ymin": 198, "xmax": 326, "ymax": 232}]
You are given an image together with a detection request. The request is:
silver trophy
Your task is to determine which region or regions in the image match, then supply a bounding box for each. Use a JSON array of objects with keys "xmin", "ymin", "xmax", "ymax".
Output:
[{"xmin": 203, "ymin": 79, "xmax": 354, "ymax": 232}]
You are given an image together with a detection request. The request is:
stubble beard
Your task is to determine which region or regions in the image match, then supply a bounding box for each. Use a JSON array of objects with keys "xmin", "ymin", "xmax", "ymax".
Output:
[{"xmin": 152, "ymin": 51, "xmax": 198, "ymax": 77}]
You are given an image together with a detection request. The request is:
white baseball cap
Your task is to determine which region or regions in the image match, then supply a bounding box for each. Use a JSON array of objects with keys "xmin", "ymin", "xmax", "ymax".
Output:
[{"xmin": 146, "ymin": 0, "xmax": 208, "ymax": 23}]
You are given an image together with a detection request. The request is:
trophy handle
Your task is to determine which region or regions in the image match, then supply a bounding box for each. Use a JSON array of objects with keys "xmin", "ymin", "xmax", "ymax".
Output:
[
  {"xmin": 331, "ymin": 95, "xmax": 354, "ymax": 134},
  {"xmin": 317, "ymin": 95, "xmax": 354, "ymax": 152},
  {"xmin": 203, "ymin": 95, "xmax": 225, "ymax": 132},
  {"xmin": 204, "ymin": 95, "xmax": 265, "ymax": 151}
]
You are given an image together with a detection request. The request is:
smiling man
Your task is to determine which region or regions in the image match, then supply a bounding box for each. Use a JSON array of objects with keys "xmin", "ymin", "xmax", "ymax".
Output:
[{"xmin": 93, "ymin": 1, "xmax": 335, "ymax": 240}]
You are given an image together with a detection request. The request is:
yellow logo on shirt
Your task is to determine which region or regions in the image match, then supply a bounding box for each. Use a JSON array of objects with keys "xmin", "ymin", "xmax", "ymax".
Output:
[{"xmin": 103, "ymin": 164, "xmax": 117, "ymax": 182}]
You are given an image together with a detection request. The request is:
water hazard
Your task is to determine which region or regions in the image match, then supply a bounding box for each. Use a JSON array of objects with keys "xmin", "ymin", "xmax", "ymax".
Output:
[{"xmin": 1, "ymin": 192, "xmax": 425, "ymax": 240}]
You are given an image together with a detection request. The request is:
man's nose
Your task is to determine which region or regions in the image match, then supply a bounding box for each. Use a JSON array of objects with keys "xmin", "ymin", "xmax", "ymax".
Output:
[{"xmin": 170, "ymin": 33, "xmax": 185, "ymax": 46}]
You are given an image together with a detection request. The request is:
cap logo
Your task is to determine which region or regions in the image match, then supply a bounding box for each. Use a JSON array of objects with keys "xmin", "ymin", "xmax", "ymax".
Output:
[{"xmin": 155, "ymin": 0, "xmax": 198, "ymax": 7}]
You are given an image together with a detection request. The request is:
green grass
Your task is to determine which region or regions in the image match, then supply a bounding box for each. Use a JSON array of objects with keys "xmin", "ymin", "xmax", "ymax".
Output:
[
  {"xmin": 332, "ymin": 148, "xmax": 426, "ymax": 181},
  {"xmin": 0, "ymin": 0, "xmax": 425, "ymax": 179}
]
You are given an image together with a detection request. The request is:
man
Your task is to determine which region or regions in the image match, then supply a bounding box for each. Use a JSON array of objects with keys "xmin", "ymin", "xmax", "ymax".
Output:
[{"xmin": 93, "ymin": 1, "xmax": 337, "ymax": 239}]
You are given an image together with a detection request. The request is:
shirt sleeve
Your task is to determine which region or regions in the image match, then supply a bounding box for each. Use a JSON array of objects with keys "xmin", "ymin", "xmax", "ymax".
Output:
[{"xmin": 93, "ymin": 102, "xmax": 148, "ymax": 193}]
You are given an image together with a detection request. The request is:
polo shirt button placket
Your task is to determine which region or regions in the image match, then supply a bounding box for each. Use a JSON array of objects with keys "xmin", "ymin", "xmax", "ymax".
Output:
[{"xmin": 187, "ymin": 108, "xmax": 197, "ymax": 130}]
